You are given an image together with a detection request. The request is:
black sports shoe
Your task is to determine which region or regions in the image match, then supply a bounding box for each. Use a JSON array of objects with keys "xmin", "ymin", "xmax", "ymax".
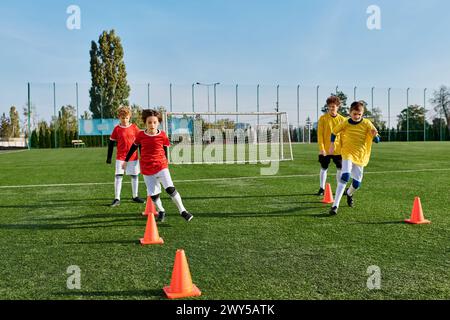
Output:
[
  {"xmin": 181, "ymin": 211, "xmax": 193, "ymax": 222},
  {"xmin": 110, "ymin": 199, "xmax": 121, "ymax": 207},
  {"xmin": 317, "ymin": 188, "xmax": 325, "ymax": 196},
  {"xmin": 157, "ymin": 211, "xmax": 166, "ymax": 222},
  {"xmin": 345, "ymin": 189, "xmax": 354, "ymax": 207},
  {"xmin": 132, "ymin": 197, "xmax": 145, "ymax": 204},
  {"xmin": 329, "ymin": 206, "xmax": 338, "ymax": 216}
]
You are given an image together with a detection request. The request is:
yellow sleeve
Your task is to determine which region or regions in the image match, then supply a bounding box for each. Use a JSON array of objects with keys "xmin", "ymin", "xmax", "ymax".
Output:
[
  {"xmin": 317, "ymin": 116, "xmax": 325, "ymax": 151},
  {"xmin": 332, "ymin": 120, "xmax": 346, "ymax": 136}
]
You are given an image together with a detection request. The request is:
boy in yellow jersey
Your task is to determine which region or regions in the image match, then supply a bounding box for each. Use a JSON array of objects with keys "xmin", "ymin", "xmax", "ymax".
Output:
[
  {"xmin": 316, "ymin": 96, "xmax": 346, "ymax": 196},
  {"xmin": 328, "ymin": 101, "xmax": 380, "ymax": 215}
]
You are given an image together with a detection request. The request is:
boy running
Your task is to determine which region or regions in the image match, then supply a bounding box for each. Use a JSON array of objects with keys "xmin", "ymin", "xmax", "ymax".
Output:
[
  {"xmin": 122, "ymin": 109, "xmax": 193, "ymax": 222},
  {"xmin": 106, "ymin": 106, "xmax": 144, "ymax": 207},
  {"xmin": 316, "ymin": 96, "xmax": 346, "ymax": 195},
  {"xmin": 328, "ymin": 101, "xmax": 380, "ymax": 215}
]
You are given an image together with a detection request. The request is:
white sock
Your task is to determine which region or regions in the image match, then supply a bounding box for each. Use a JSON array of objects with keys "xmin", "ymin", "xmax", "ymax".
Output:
[
  {"xmin": 347, "ymin": 185, "xmax": 357, "ymax": 196},
  {"xmin": 336, "ymin": 169, "xmax": 342, "ymax": 186},
  {"xmin": 131, "ymin": 175, "xmax": 139, "ymax": 198},
  {"xmin": 320, "ymin": 169, "xmax": 327, "ymax": 189},
  {"xmin": 171, "ymin": 192, "xmax": 187, "ymax": 214},
  {"xmin": 153, "ymin": 196, "xmax": 165, "ymax": 212},
  {"xmin": 114, "ymin": 175, "xmax": 123, "ymax": 200},
  {"xmin": 332, "ymin": 181, "xmax": 347, "ymax": 208}
]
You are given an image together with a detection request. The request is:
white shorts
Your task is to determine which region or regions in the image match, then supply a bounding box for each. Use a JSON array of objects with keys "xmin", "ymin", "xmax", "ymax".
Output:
[
  {"xmin": 115, "ymin": 160, "xmax": 140, "ymax": 176},
  {"xmin": 342, "ymin": 159, "xmax": 364, "ymax": 182},
  {"xmin": 143, "ymin": 168, "xmax": 174, "ymax": 196}
]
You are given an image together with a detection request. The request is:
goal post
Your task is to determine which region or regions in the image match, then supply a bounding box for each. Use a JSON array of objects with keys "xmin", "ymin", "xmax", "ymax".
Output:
[{"xmin": 161, "ymin": 111, "xmax": 293, "ymax": 165}]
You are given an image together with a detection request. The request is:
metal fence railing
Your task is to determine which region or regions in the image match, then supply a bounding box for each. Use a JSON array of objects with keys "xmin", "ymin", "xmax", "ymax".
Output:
[{"xmin": 1, "ymin": 83, "xmax": 448, "ymax": 148}]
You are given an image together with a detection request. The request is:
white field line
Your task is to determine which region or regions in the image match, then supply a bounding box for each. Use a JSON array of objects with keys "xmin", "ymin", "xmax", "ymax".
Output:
[
  {"xmin": 0, "ymin": 149, "xmax": 28, "ymax": 155},
  {"xmin": 0, "ymin": 168, "xmax": 449, "ymax": 189}
]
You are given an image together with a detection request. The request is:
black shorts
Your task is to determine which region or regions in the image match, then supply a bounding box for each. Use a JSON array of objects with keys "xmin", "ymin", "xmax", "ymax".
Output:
[{"xmin": 318, "ymin": 155, "xmax": 342, "ymax": 170}]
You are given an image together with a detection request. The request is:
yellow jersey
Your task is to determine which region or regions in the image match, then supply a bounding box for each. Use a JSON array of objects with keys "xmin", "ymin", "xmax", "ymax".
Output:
[
  {"xmin": 332, "ymin": 118, "xmax": 377, "ymax": 167},
  {"xmin": 317, "ymin": 113, "xmax": 346, "ymax": 155}
]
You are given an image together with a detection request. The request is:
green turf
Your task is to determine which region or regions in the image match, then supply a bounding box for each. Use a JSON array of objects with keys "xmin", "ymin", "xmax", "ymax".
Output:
[{"xmin": 0, "ymin": 142, "xmax": 449, "ymax": 300}]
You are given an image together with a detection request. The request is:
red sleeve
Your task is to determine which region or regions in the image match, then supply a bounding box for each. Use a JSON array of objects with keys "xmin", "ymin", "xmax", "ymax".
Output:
[
  {"xmin": 133, "ymin": 124, "xmax": 141, "ymax": 136},
  {"xmin": 110, "ymin": 126, "xmax": 118, "ymax": 141},
  {"xmin": 134, "ymin": 131, "xmax": 142, "ymax": 145},
  {"xmin": 163, "ymin": 131, "xmax": 170, "ymax": 147}
]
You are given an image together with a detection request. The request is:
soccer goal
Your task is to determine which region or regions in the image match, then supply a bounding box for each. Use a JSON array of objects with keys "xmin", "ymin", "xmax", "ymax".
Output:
[{"xmin": 161, "ymin": 111, "xmax": 293, "ymax": 165}]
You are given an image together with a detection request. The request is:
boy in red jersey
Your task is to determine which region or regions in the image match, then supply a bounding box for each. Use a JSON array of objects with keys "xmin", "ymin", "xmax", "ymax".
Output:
[
  {"xmin": 122, "ymin": 109, "xmax": 193, "ymax": 222},
  {"xmin": 106, "ymin": 106, "xmax": 144, "ymax": 207}
]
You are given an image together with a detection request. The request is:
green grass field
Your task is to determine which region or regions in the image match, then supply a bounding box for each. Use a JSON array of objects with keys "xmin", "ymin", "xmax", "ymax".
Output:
[{"xmin": 0, "ymin": 142, "xmax": 449, "ymax": 300}]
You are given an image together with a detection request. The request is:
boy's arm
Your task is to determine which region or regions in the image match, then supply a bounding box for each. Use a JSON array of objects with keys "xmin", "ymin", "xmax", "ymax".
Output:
[
  {"xmin": 124, "ymin": 144, "xmax": 139, "ymax": 162},
  {"xmin": 317, "ymin": 117, "xmax": 325, "ymax": 155},
  {"xmin": 106, "ymin": 140, "xmax": 115, "ymax": 164},
  {"xmin": 329, "ymin": 121, "xmax": 345, "ymax": 154}
]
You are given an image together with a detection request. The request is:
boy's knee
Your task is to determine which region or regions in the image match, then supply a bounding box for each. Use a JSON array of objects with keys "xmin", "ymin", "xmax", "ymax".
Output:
[
  {"xmin": 352, "ymin": 179, "xmax": 361, "ymax": 189},
  {"xmin": 115, "ymin": 174, "xmax": 124, "ymax": 178},
  {"xmin": 165, "ymin": 186, "xmax": 177, "ymax": 197},
  {"xmin": 151, "ymin": 194, "xmax": 160, "ymax": 201},
  {"xmin": 340, "ymin": 172, "xmax": 350, "ymax": 183}
]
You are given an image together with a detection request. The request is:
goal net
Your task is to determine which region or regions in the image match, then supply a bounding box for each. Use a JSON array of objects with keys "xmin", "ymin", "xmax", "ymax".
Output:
[{"xmin": 161, "ymin": 111, "xmax": 293, "ymax": 165}]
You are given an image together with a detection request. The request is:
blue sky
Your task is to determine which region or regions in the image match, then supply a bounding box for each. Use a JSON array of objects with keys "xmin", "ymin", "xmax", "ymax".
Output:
[{"xmin": 1, "ymin": 0, "xmax": 449, "ymax": 123}]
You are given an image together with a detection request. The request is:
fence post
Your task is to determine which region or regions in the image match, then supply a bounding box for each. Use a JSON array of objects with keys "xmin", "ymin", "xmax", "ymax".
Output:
[
  {"xmin": 27, "ymin": 83, "xmax": 31, "ymax": 150},
  {"xmin": 388, "ymin": 88, "xmax": 391, "ymax": 142},
  {"xmin": 297, "ymin": 84, "xmax": 300, "ymax": 143},
  {"xmin": 53, "ymin": 82, "xmax": 57, "ymax": 148},
  {"xmin": 423, "ymin": 88, "xmax": 427, "ymax": 142},
  {"xmin": 406, "ymin": 88, "xmax": 410, "ymax": 142},
  {"xmin": 76, "ymin": 82, "xmax": 79, "ymax": 140}
]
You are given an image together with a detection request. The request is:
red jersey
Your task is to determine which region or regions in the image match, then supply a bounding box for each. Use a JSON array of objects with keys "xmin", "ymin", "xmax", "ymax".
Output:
[
  {"xmin": 110, "ymin": 124, "xmax": 140, "ymax": 161},
  {"xmin": 133, "ymin": 130, "xmax": 171, "ymax": 175}
]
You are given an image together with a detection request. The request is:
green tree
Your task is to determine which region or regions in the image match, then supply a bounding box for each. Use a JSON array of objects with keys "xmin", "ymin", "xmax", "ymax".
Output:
[
  {"xmin": 9, "ymin": 106, "xmax": 20, "ymax": 138},
  {"xmin": 130, "ymin": 104, "xmax": 144, "ymax": 129},
  {"xmin": 89, "ymin": 29, "xmax": 130, "ymax": 119},
  {"xmin": 321, "ymin": 91, "xmax": 349, "ymax": 116},
  {"xmin": 0, "ymin": 113, "xmax": 11, "ymax": 138},
  {"xmin": 397, "ymin": 105, "xmax": 427, "ymax": 131},
  {"xmin": 430, "ymin": 85, "xmax": 450, "ymax": 132}
]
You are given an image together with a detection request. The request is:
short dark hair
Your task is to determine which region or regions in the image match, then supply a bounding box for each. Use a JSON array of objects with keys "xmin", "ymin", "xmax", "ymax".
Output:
[
  {"xmin": 141, "ymin": 109, "xmax": 162, "ymax": 123},
  {"xmin": 350, "ymin": 101, "xmax": 365, "ymax": 113},
  {"xmin": 326, "ymin": 96, "xmax": 341, "ymax": 106}
]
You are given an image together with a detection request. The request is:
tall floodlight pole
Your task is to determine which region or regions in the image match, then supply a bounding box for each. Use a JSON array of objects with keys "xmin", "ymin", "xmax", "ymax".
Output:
[{"xmin": 354, "ymin": 86, "xmax": 357, "ymax": 101}]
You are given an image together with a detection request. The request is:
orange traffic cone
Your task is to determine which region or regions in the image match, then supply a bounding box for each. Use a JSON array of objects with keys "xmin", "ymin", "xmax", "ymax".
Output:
[
  {"xmin": 163, "ymin": 249, "xmax": 201, "ymax": 299},
  {"xmin": 140, "ymin": 212, "xmax": 164, "ymax": 245},
  {"xmin": 322, "ymin": 183, "xmax": 334, "ymax": 204},
  {"xmin": 142, "ymin": 196, "xmax": 158, "ymax": 216},
  {"xmin": 405, "ymin": 197, "xmax": 430, "ymax": 224}
]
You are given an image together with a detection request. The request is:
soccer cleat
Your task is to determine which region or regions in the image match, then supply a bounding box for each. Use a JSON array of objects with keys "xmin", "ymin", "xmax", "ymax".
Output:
[
  {"xmin": 181, "ymin": 211, "xmax": 193, "ymax": 222},
  {"xmin": 157, "ymin": 211, "xmax": 166, "ymax": 223},
  {"xmin": 316, "ymin": 188, "xmax": 325, "ymax": 196},
  {"xmin": 132, "ymin": 197, "xmax": 145, "ymax": 204},
  {"xmin": 329, "ymin": 206, "xmax": 338, "ymax": 216},
  {"xmin": 110, "ymin": 199, "xmax": 121, "ymax": 207},
  {"xmin": 345, "ymin": 189, "xmax": 354, "ymax": 207}
]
